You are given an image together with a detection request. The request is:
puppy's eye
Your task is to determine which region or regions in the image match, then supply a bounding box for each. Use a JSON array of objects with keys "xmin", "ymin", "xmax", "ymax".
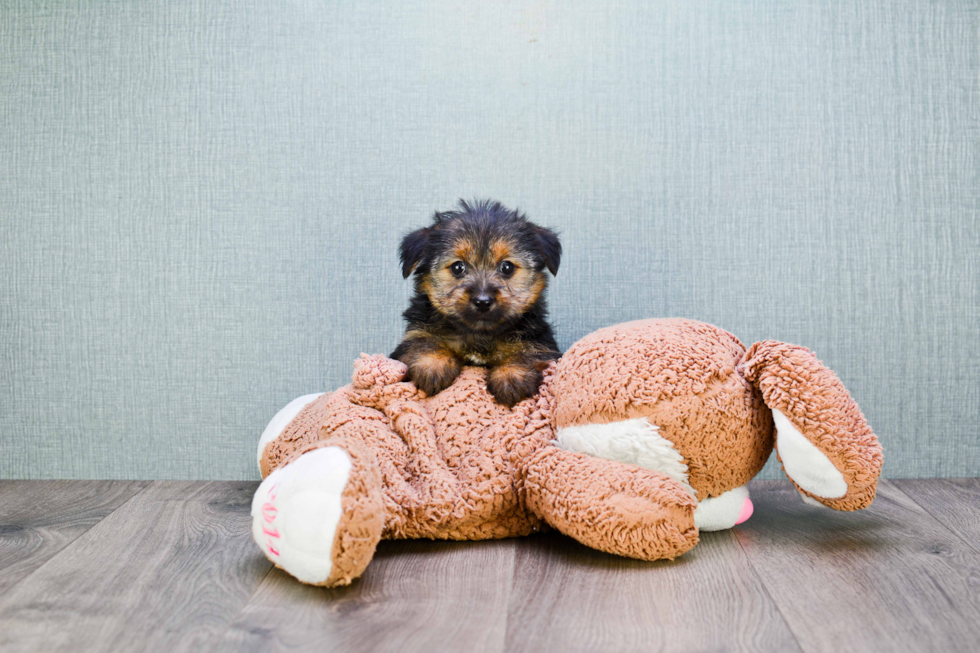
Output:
[
  {"xmin": 449, "ymin": 261, "xmax": 466, "ymax": 277},
  {"xmin": 499, "ymin": 260, "xmax": 516, "ymax": 277}
]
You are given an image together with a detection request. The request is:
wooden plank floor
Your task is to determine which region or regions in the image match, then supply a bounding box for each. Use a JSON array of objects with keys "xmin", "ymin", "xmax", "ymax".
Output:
[{"xmin": 0, "ymin": 479, "xmax": 978, "ymax": 653}]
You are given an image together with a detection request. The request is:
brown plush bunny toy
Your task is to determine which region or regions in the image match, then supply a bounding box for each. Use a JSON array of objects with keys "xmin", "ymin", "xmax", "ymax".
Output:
[{"xmin": 253, "ymin": 318, "xmax": 882, "ymax": 587}]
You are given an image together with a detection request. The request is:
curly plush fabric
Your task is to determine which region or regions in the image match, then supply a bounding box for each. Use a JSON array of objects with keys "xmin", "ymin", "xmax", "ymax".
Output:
[
  {"xmin": 549, "ymin": 319, "xmax": 773, "ymax": 500},
  {"xmin": 255, "ymin": 318, "xmax": 883, "ymax": 587},
  {"xmin": 271, "ymin": 437, "xmax": 388, "ymax": 587},
  {"xmin": 522, "ymin": 448, "xmax": 699, "ymax": 560},
  {"xmin": 739, "ymin": 340, "xmax": 883, "ymax": 510},
  {"xmin": 262, "ymin": 355, "xmax": 551, "ymax": 541}
]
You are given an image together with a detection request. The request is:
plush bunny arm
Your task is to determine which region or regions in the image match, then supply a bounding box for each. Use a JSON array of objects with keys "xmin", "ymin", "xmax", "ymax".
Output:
[
  {"xmin": 739, "ymin": 340, "xmax": 883, "ymax": 510},
  {"xmin": 521, "ymin": 447, "xmax": 699, "ymax": 561}
]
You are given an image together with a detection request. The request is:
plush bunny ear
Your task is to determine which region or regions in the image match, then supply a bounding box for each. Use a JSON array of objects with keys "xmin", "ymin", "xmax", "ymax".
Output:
[
  {"xmin": 739, "ymin": 340, "xmax": 883, "ymax": 512},
  {"xmin": 533, "ymin": 226, "xmax": 562, "ymax": 276},
  {"xmin": 398, "ymin": 226, "xmax": 431, "ymax": 278}
]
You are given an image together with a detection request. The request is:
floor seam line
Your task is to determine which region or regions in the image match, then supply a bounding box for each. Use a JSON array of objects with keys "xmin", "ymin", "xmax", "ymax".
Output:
[
  {"xmin": 885, "ymin": 479, "xmax": 980, "ymax": 557},
  {"xmin": 731, "ymin": 524, "xmax": 809, "ymax": 653},
  {"xmin": 0, "ymin": 480, "xmax": 154, "ymax": 600},
  {"xmin": 497, "ymin": 540, "xmax": 518, "ymax": 653},
  {"xmin": 214, "ymin": 562, "xmax": 278, "ymax": 643}
]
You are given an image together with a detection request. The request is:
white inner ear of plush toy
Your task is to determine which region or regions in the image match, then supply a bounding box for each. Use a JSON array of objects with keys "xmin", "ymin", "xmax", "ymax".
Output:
[
  {"xmin": 257, "ymin": 393, "xmax": 325, "ymax": 468},
  {"xmin": 773, "ymin": 409, "xmax": 848, "ymax": 499},
  {"xmin": 555, "ymin": 417, "xmax": 696, "ymax": 497},
  {"xmin": 251, "ymin": 446, "xmax": 351, "ymax": 585}
]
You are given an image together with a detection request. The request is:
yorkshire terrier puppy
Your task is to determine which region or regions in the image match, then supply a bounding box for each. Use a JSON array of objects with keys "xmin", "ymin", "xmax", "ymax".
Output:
[{"xmin": 391, "ymin": 199, "xmax": 562, "ymax": 407}]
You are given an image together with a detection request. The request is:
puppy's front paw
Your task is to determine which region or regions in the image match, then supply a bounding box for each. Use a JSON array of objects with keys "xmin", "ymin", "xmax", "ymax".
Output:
[
  {"xmin": 408, "ymin": 352, "xmax": 461, "ymax": 397},
  {"xmin": 487, "ymin": 363, "xmax": 542, "ymax": 407}
]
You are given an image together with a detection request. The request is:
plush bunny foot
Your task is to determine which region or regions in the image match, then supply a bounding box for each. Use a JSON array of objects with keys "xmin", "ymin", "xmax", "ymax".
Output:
[
  {"xmin": 252, "ymin": 447, "xmax": 350, "ymax": 584},
  {"xmin": 694, "ymin": 485, "xmax": 754, "ymax": 531},
  {"xmin": 740, "ymin": 340, "xmax": 883, "ymax": 511},
  {"xmin": 252, "ymin": 444, "xmax": 384, "ymax": 587}
]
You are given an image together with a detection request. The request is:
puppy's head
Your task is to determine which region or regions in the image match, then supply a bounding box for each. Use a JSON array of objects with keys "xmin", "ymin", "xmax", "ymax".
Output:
[{"xmin": 399, "ymin": 199, "xmax": 561, "ymax": 331}]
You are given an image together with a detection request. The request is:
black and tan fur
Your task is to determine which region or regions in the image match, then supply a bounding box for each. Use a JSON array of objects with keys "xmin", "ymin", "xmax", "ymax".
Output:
[{"xmin": 391, "ymin": 199, "xmax": 561, "ymax": 407}]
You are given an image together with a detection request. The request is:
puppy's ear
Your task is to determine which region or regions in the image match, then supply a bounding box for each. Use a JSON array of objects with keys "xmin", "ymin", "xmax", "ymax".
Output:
[
  {"xmin": 533, "ymin": 226, "xmax": 562, "ymax": 276},
  {"xmin": 399, "ymin": 227, "xmax": 431, "ymax": 278}
]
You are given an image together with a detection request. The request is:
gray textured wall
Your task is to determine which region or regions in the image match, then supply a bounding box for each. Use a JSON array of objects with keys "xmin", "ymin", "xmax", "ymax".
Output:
[{"xmin": 1, "ymin": 1, "xmax": 977, "ymax": 480}]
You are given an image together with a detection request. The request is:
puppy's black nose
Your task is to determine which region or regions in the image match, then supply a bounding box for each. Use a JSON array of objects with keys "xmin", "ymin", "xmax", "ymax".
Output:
[{"xmin": 472, "ymin": 295, "xmax": 494, "ymax": 312}]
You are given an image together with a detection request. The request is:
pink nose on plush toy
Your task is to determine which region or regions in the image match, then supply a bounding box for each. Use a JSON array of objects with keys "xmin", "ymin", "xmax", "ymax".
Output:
[{"xmin": 735, "ymin": 496, "xmax": 754, "ymax": 525}]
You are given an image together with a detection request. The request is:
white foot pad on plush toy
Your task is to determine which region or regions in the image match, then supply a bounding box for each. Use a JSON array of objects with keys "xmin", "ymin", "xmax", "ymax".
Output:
[
  {"xmin": 694, "ymin": 485, "xmax": 754, "ymax": 531},
  {"xmin": 773, "ymin": 409, "xmax": 847, "ymax": 499},
  {"xmin": 257, "ymin": 393, "xmax": 325, "ymax": 467},
  {"xmin": 251, "ymin": 446, "xmax": 350, "ymax": 584}
]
